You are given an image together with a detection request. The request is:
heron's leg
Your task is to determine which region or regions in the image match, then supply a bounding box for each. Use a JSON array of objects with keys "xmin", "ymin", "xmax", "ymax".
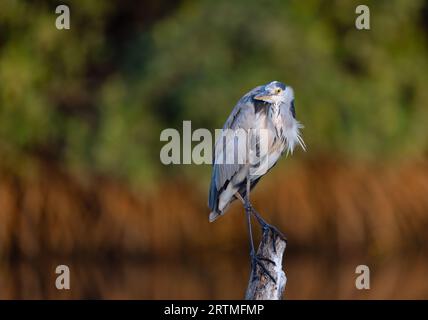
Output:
[
  {"xmin": 243, "ymin": 178, "xmax": 276, "ymax": 283},
  {"xmin": 244, "ymin": 184, "xmax": 256, "ymax": 259},
  {"xmin": 235, "ymin": 192, "xmax": 287, "ymax": 254},
  {"xmin": 250, "ymin": 206, "xmax": 287, "ymax": 254},
  {"xmin": 251, "ymin": 206, "xmax": 287, "ymax": 241}
]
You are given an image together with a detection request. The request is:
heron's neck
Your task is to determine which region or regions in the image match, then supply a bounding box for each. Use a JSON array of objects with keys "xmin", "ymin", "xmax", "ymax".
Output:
[
  {"xmin": 268, "ymin": 102, "xmax": 283, "ymax": 137},
  {"xmin": 269, "ymin": 102, "xmax": 281, "ymax": 118},
  {"xmin": 269, "ymin": 101, "xmax": 305, "ymax": 154}
]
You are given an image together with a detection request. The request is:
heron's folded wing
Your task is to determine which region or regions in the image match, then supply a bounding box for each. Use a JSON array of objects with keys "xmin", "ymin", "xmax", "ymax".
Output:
[
  {"xmin": 208, "ymin": 85, "xmax": 265, "ymax": 213},
  {"xmin": 213, "ymin": 93, "xmax": 260, "ymax": 191}
]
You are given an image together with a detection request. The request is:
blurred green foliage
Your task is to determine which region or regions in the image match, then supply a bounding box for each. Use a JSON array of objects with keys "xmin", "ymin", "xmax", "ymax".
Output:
[{"xmin": 1, "ymin": 0, "xmax": 428, "ymax": 183}]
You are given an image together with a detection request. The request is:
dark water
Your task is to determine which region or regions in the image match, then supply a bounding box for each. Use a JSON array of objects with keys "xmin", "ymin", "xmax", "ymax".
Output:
[{"xmin": 1, "ymin": 252, "xmax": 427, "ymax": 299}]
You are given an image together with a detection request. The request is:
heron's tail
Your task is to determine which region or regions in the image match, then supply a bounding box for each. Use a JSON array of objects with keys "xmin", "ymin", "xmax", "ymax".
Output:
[
  {"xmin": 209, "ymin": 211, "xmax": 222, "ymax": 222},
  {"xmin": 208, "ymin": 167, "xmax": 221, "ymax": 222}
]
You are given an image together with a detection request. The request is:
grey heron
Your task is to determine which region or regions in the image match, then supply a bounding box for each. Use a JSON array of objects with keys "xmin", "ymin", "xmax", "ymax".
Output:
[{"xmin": 208, "ymin": 81, "xmax": 305, "ymax": 282}]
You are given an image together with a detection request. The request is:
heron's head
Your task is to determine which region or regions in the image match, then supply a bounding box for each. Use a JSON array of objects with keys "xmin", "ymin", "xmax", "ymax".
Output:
[{"xmin": 254, "ymin": 81, "xmax": 293, "ymax": 106}]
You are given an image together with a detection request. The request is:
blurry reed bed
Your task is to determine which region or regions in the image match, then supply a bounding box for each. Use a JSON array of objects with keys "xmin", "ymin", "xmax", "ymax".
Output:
[
  {"xmin": 1, "ymin": 158, "xmax": 428, "ymax": 259},
  {"xmin": 1, "ymin": 253, "xmax": 428, "ymax": 299}
]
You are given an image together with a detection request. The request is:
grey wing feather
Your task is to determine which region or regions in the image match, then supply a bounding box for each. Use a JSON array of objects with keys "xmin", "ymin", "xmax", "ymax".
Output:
[{"xmin": 208, "ymin": 85, "xmax": 264, "ymax": 213}]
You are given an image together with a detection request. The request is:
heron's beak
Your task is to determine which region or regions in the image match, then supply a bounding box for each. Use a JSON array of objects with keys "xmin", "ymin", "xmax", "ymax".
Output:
[{"xmin": 254, "ymin": 91, "xmax": 273, "ymax": 102}]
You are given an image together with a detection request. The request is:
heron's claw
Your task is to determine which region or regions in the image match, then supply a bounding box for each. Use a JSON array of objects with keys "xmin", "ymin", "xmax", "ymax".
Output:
[
  {"xmin": 264, "ymin": 223, "xmax": 287, "ymax": 242},
  {"xmin": 251, "ymin": 253, "xmax": 276, "ymax": 283},
  {"xmin": 261, "ymin": 223, "xmax": 287, "ymax": 253}
]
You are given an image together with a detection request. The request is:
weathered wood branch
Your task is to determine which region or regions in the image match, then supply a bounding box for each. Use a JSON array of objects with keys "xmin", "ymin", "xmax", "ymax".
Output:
[{"xmin": 245, "ymin": 228, "xmax": 287, "ymax": 300}]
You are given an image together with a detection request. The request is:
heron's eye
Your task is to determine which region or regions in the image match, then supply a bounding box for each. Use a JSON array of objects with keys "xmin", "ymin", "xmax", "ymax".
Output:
[{"xmin": 275, "ymin": 88, "xmax": 281, "ymax": 94}]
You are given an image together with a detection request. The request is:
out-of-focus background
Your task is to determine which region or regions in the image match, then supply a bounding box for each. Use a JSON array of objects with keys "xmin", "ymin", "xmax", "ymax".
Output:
[{"xmin": 1, "ymin": 0, "xmax": 428, "ymax": 299}]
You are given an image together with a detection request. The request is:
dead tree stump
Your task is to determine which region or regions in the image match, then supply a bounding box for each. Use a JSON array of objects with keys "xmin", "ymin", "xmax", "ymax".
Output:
[{"xmin": 245, "ymin": 228, "xmax": 287, "ymax": 300}]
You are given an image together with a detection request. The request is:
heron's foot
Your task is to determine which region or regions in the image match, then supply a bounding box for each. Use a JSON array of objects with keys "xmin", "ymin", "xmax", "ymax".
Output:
[
  {"xmin": 260, "ymin": 222, "xmax": 287, "ymax": 254},
  {"xmin": 250, "ymin": 252, "xmax": 276, "ymax": 283},
  {"xmin": 261, "ymin": 222, "xmax": 287, "ymax": 242}
]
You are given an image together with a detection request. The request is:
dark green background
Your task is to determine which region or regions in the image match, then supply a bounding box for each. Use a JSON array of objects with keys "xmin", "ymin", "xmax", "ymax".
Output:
[{"xmin": 2, "ymin": 0, "xmax": 427, "ymax": 184}]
